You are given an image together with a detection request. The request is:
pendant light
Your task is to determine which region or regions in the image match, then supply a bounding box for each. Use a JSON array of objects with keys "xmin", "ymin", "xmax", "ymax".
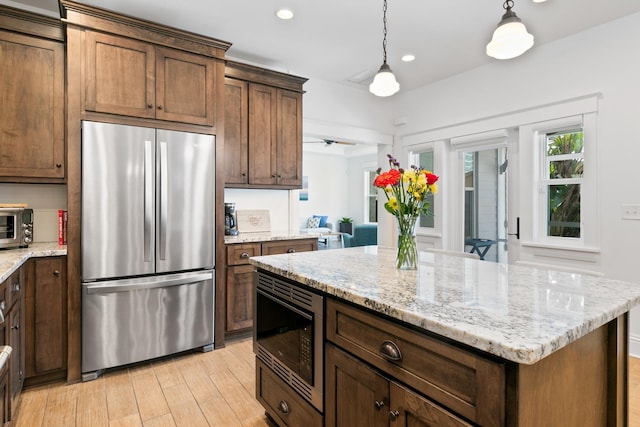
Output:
[
  {"xmin": 486, "ymin": 0, "xmax": 534, "ymax": 60},
  {"xmin": 369, "ymin": 0, "xmax": 400, "ymax": 97}
]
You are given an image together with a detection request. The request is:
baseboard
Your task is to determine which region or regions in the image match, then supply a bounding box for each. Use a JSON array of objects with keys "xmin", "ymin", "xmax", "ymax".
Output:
[{"xmin": 629, "ymin": 333, "xmax": 640, "ymax": 358}]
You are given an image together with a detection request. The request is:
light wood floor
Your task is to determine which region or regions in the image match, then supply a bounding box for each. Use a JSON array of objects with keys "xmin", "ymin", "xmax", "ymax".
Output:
[
  {"xmin": 12, "ymin": 339, "xmax": 640, "ymax": 426},
  {"xmin": 13, "ymin": 338, "xmax": 274, "ymax": 427}
]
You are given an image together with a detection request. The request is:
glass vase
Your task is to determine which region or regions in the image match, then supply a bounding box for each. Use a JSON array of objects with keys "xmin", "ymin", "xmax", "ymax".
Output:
[{"xmin": 396, "ymin": 215, "xmax": 419, "ymax": 270}]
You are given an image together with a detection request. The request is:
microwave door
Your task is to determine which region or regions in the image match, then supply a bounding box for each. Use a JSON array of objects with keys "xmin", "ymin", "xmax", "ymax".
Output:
[
  {"xmin": 81, "ymin": 121, "xmax": 156, "ymax": 281},
  {"xmin": 155, "ymin": 130, "xmax": 215, "ymax": 274}
]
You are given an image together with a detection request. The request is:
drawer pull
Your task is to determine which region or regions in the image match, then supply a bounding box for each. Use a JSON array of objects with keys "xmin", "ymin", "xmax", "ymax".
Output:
[
  {"xmin": 375, "ymin": 400, "xmax": 385, "ymax": 410},
  {"xmin": 53, "ymin": 270, "xmax": 61, "ymax": 277},
  {"xmin": 380, "ymin": 340, "xmax": 402, "ymax": 361},
  {"xmin": 389, "ymin": 410, "xmax": 400, "ymax": 421},
  {"xmin": 240, "ymin": 252, "xmax": 250, "ymax": 259},
  {"xmin": 287, "ymin": 248, "xmax": 296, "ymax": 253},
  {"xmin": 277, "ymin": 400, "xmax": 290, "ymax": 415},
  {"xmin": 12, "ymin": 282, "xmax": 20, "ymax": 292}
]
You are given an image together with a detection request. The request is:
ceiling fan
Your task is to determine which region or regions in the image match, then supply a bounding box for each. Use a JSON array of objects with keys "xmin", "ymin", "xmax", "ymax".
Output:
[{"xmin": 304, "ymin": 139, "xmax": 357, "ymax": 147}]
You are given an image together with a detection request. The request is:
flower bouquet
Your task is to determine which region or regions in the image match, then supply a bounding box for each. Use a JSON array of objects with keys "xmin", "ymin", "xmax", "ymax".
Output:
[{"xmin": 374, "ymin": 154, "xmax": 439, "ymax": 269}]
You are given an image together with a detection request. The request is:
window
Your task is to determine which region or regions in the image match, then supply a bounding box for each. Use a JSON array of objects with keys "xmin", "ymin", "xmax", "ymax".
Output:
[
  {"xmin": 543, "ymin": 129, "xmax": 583, "ymax": 238},
  {"xmin": 365, "ymin": 170, "xmax": 378, "ymax": 223},
  {"xmin": 410, "ymin": 150, "xmax": 435, "ymax": 228},
  {"xmin": 521, "ymin": 112, "xmax": 597, "ymax": 248}
]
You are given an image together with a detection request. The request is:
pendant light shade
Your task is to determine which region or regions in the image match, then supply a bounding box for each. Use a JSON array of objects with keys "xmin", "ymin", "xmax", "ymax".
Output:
[
  {"xmin": 370, "ymin": 0, "xmax": 400, "ymax": 97},
  {"xmin": 370, "ymin": 63, "xmax": 400, "ymax": 97},
  {"xmin": 486, "ymin": 0, "xmax": 534, "ymax": 60}
]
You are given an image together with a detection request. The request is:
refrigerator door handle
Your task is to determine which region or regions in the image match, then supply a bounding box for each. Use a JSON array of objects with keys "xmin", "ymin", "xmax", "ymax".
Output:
[
  {"xmin": 159, "ymin": 140, "xmax": 168, "ymax": 260},
  {"xmin": 144, "ymin": 140, "xmax": 154, "ymax": 263},
  {"xmin": 85, "ymin": 271, "xmax": 212, "ymax": 294}
]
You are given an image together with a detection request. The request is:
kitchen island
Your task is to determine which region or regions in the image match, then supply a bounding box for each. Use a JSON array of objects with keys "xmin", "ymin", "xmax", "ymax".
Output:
[{"xmin": 250, "ymin": 246, "xmax": 640, "ymax": 426}]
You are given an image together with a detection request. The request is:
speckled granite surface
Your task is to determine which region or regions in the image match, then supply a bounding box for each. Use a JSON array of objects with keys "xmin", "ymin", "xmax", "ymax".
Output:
[
  {"xmin": 224, "ymin": 231, "xmax": 321, "ymax": 244},
  {"xmin": 0, "ymin": 242, "xmax": 67, "ymax": 283},
  {"xmin": 250, "ymin": 246, "xmax": 640, "ymax": 365}
]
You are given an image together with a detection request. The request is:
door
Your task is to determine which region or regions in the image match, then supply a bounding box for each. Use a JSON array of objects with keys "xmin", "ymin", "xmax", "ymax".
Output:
[
  {"xmin": 82, "ymin": 121, "xmax": 156, "ymax": 280},
  {"xmin": 248, "ymin": 83, "xmax": 277, "ymax": 185},
  {"xmin": 155, "ymin": 130, "xmax": 215, "ymax": 273},
  {"xmin": 461, "ymin": 148, "xmax": 508, "ymax": 263}
]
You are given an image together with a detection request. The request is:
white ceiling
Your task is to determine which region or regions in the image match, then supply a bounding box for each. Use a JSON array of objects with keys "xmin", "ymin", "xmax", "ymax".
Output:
[{"xmin": 4, "ymin": 0, "xmax": 640, "ymax": 93}]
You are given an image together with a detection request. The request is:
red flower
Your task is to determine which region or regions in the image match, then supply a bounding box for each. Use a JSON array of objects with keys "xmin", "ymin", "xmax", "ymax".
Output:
[
  {"xmin": 425, "ymin": 173, "xmax": 439, "ymax": 185},
  {"xmin": 374, "ymin": 169, "xmax": 401, "ymax": 188}
]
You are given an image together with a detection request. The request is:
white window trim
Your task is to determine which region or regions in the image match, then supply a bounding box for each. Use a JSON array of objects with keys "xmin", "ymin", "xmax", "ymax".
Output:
[{"xmin": 519, "ymin": 113, "xmax": 598, "ymax": 250}]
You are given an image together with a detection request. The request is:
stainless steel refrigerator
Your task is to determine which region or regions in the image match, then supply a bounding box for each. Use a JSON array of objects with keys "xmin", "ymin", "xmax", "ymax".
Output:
[{"xmin": 81, "ymin": 121, "xmax": 215, "ymax": 380}]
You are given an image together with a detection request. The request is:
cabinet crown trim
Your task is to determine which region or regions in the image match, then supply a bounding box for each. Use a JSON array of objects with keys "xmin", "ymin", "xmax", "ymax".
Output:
[
  {"xmin": 0, "ymin": 5, "xmax": 64, "ymax": 41},
  {"xmin": 60, "ymin": 0, "xmax": 231, "ymax": 58},
  {"xmin": 226, "ymin": 60, "xmax": 308, "ymax": 92}
]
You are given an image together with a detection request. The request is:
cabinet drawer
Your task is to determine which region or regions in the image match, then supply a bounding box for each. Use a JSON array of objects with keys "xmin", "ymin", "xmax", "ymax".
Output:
[
  {"xmin": 261, "ymin": 238, "xmax": 317, "ymax": 255},
  {"xmin": 256, "ymin": 358, "xmax": 322, "ymax": 427},
  {"xmin": 326, "ymin": 298, "xmax": 505, "ymax": 426},
  {"xmin": 226, "ymin": 243, "xmax": 261, "ymax": 266}
]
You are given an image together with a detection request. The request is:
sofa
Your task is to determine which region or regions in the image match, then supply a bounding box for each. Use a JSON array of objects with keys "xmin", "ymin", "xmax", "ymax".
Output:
[
  {"xmin": 300, "ymin": 216, "xmax": 333, "ymax": 235},
  {"xmin": 342, "ymin": 224, "xmax": 377, "ymax": 247}
]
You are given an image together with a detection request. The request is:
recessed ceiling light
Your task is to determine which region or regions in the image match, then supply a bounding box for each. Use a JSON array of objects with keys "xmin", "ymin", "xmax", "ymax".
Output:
[
  {"xmin": 276, "ymin": 8, "xmax": 294, "ymax": 20},
  {"xmin": 532, "ymin": 0, "xmax": 548, "ymax": 2},
  {"xmin": 401, "ymin": 54, "xmax": 415, "ymax": 62}
]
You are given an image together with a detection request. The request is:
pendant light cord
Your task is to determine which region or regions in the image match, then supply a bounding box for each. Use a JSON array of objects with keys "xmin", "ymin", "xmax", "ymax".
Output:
[{"xmin": 382, "ymin": 0, "xmax": 388, "ymax": 64}]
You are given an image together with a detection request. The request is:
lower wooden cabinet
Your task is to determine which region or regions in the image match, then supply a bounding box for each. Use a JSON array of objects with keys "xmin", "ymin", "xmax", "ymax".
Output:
[
  {"xmin": 256, "ymin": 358, "xmax": 322, "ymax": 427},
  {"xmin": 325, "ymin": 344, "xmax": 472, "ymax": 427},
  {"xmin": 24, "ymin": 256, "xmax": 67, "ymax": 386},
  {"xmin": 224, "ymin": 238, "xmax": 317, "ymax": 336},
  {"xmin": 0, "ymin": 265, "xmax": 24, "ymax": 422}
]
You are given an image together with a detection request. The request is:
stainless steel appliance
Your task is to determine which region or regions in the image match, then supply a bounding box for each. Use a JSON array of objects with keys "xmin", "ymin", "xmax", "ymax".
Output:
[
  {"xmin": 81, "ymin": 121, "xmax": 215, "ymax": 381},
  {"xmin": 224, "ymin": 202, "xmax": 238, "ymax": 236},
  {"xmin": 254, "ymin": 270, "xmax": 324, "ymax": 411},
  {"xmin": 0, "ymin": 208, "xmax": 33, "ymax": 249}
]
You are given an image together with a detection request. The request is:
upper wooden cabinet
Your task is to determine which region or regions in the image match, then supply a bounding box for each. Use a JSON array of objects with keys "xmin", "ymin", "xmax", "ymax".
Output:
[
  {"xmin": 61, "ymin": 0, "xmax": 230, "ymax": 130},
  {"xmin": 85, "ymin": 31, "xmax": 216, "ymax": 126},
  {"xmin": 225, "ymin": 61, "xmax": 307, "ymax": 189},
  {"xmin": 0, "ymin": 8, "xmax": 65, "ymax": 183}
]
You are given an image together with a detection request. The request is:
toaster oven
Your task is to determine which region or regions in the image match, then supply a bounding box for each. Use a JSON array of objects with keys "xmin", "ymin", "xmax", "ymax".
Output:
[{"xmin": 0, "ymin": 208, "xmax": 33, "ymax": 249}]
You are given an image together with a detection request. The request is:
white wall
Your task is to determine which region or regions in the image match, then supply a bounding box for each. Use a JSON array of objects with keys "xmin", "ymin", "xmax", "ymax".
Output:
[{"xmin": 392, "ymin": 12, "xmax": 640, "ymax": 355}]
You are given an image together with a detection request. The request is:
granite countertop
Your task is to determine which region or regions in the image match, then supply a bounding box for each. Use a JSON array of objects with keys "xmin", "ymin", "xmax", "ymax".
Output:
[
  {"xmin": 250, "ymin": 246, "xmax": 640, "ymax": 365},
  {"xmin": 224, "ymin": 231, "xmax": 322, "ymax": 244},
  {"xmin": 0, "ymin": 242, "xmax": 67, "ymax": 283}
]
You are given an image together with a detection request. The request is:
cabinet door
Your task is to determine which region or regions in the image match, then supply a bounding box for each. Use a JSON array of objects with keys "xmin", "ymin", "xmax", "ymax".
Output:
[
  {"xmin": 25, "ymin": 257, "xmax": 67, "ymax": 379},
  {"xmin": 0, "ymin": 30, "xmax": 64, "ymax": 180},
  {"xmin": 226, "ymin": 264, "xmax": 255, "ymax": 332},
  {"xmin": 156, "ymin": 47, "xmax": 215, "ymax": 125},
  {"xmin": 85, "ymin": 31, "xmax": 155, "ymax": 119},
  {"xmin": 224, "ymin": 78, "xmax": 249, "ymax": 184},
  {"xmin": 389, "ymin": 382, "xmax": 473, "ymax": 427},
  {"xmin": 248, "ymin": 83, "xmax": 277, "ymax": 185},
  {"xmin": 8, "ymin": 299, "xmax": 23, "ymax": 419},
  {"xmin": 325, "ymin": 344, "xmax": 388, "ymax": 427},
  {"xmin": 276, "ymin": 89, "xmax": 303, "ymax": 187}
]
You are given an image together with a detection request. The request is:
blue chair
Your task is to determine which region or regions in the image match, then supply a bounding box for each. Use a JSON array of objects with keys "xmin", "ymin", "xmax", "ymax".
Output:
[{"xmin": 342, "ymin": 224, "xmax": 377, "ymax": 247}]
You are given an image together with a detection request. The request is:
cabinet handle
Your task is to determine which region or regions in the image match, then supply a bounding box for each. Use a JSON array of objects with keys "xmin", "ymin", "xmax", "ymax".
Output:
[
  {"xmin": 12, "ymin": 282, "xmax": 19, "ymax": 292},
  {"xmin": 53, "ymin": 270, "xmax": 61, "ymax": 277},
  {"xmin": 287, "ymin": 248, "xmax": 296, "ymax": 253},
  {"xmin": 240, "ymin": 252, "xmax": 250, "ymax": 259},
  {"xmin": 277, "ymin": 400, "xmax": 289, "ymax": 415},
  {"xmin": 389, "ymin": 410, "xmax": 400, "ymax": 421},
  {"xmin": 379, "ymin": 340, "xmax": 403, "ymax": 362},
  {"xmin": 56, "ymin": 163, "xmax": 62, "ymax": 168},
  {"xmin": 241, "ymin": 172, "xmax": 246, "ymax": 177},
  {"xmin": 375, "ymin": 400, "xmax": 385, "ymax": 410},
  {"xmin": 148, "ymin": 104, "xmax": 153, "ymax": 109},
  {"xmin": 157, "ymin": 105, "xmax": 163, "ymax": 110},
  {"xmin": 0, "ymin": 305, "xmax": 4, "ymax": 326},
  {"xmin": 271, "ymin": 174, "xmax": 276, "ymax": 178},
  {"xmin": 11, "ymin": 324, "xmax": 19, "ymax": 331}
]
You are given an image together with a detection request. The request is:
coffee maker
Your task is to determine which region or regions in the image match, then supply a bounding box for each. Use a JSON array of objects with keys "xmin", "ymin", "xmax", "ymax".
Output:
[{"xmin": 225, "ymin": 203, "xmax": 239, "ymax": 236}]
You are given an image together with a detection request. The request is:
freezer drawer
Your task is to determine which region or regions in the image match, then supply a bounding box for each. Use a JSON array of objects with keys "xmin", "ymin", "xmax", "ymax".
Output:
[{"xmin": 82, "ymin": 270, "xmax": 214, "ymax": 378}]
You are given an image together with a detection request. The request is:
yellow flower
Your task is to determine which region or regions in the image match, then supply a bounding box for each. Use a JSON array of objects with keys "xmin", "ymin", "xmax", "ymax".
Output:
[
  {"xmin": 429, "ymin": 183, "xmax": 438, "ymax": 194},
  {"xmin": 388, "ymin": 197, "xmax": 398, "ymax": 211}
]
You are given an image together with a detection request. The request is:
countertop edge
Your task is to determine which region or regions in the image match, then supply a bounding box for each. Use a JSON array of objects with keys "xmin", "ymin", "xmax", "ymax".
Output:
[{"xmin": 0, "ymin": 242, "xmax": 67, "ymax": 283}]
